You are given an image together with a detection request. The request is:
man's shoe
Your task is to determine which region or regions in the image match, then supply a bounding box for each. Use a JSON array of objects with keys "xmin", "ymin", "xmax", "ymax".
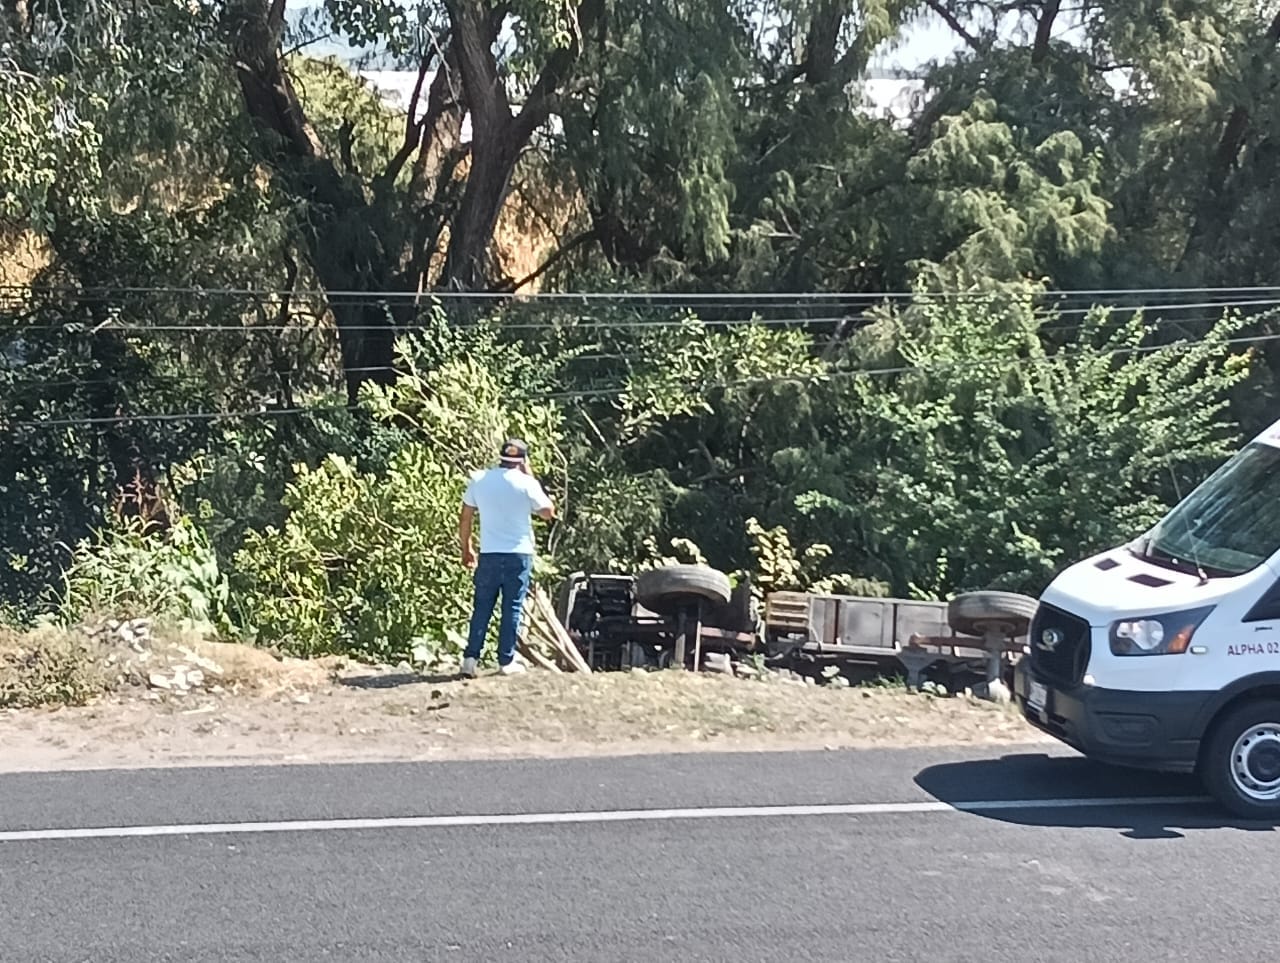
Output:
[
  {"xmin": 461, "ymin": 657, "xmax": 478, "ymax": 678},
  {"xmin": 498, "ymin": 660, "xmax": 527, "ymax": 676}
]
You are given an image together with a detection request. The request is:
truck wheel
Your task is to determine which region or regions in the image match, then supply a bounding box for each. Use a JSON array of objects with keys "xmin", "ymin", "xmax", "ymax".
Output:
[
  {"xmin": 947, "ymin": 591, "xmax": 1039, "ymax": 639},
  {"xmin": 634, "ymin": 564, "xmax": 732, "ymax": 615},
  {"xmin": 1201, "ymin": 699, "xmax": 1280, "ymax": 819}
]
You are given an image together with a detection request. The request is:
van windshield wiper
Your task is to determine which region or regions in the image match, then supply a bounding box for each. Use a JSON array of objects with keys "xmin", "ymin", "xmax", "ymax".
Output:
[{"xmin": 1139, "ymin": 541, "xmax": 1236, "ymax": 579}]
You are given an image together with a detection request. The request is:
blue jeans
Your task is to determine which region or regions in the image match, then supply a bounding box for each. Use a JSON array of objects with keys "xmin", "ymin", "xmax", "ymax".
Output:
[{"xmin": 465, "ymin": 553, "xmax": 534, "ymax": 666}]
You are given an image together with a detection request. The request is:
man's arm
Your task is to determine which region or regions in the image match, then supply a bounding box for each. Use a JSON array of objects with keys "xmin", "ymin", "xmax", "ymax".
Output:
[
  {"xmin": 459, "ymin": 503, "xmax": 477, "ymax": 569},
  {"xmin": 525, "ymin": 472, "xmax": 555, "ymax": 520}
]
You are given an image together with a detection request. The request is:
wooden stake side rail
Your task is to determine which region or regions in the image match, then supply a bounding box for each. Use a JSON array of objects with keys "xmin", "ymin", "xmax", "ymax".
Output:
[{"xmin": 517, "ymin": 585, "xmax": 593, "ymax": 673}]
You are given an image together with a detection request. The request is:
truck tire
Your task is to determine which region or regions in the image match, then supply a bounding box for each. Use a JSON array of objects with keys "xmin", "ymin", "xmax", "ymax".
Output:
[
  {"xmin": 1200, "ymin": 699, "xmax": 1280, "ymax": 819},
  {"xmin": 947, "ymin": 591, "xmax": 1039, "ymax": 639},
  {"xmin": 634, "ymin": 564, "xmax": 732, "ymax": 615}
]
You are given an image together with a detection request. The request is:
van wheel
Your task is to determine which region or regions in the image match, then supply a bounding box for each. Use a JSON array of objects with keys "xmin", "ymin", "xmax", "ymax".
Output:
[{"xmin": 1201, "ymin": 699, "xmax": 1280, "ymax": 819}]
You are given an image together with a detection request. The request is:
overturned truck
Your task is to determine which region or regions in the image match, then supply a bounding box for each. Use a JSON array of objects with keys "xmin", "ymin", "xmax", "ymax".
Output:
[{"xmin": 554, "ymin": 564, "xmax": 1037, "ymax": 697}]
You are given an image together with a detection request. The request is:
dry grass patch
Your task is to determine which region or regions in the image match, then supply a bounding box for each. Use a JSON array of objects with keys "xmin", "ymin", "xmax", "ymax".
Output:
[
  {"xmin": 412, "ymin": 670, "xmax": 1036, "ymax": 753},
  {"xmin": 143, "ymin": 633, "xmax": 341, "ymax": 695},
  {"xmin": 0, "ymin": 626, "xmax": 112, "ymax": 709},
  {"xmin": 0, "ymin": 621, "xmax": 341, "ymax": 710},
  {"xmin": 0, "ymin": 638, "xmax": 1049, "ymax": 773}
]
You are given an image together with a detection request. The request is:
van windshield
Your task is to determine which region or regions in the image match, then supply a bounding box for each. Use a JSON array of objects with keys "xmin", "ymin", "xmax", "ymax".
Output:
[{"xmin": 1138, "ymin": 442, "xmax": 1280, "ymax": 578}]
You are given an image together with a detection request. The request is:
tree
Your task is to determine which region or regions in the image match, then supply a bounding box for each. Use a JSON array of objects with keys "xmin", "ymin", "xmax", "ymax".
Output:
[
  {"xmin": 780, "ymin": 282, "xmax": 1254, "ymax": 595},
  {"xmin": 0, "ymin": 0, "xmax": 336, "ymax": 609},
  {"xmin": 222, "ymin": 0, "xmax": 603, "ymax": 399}
]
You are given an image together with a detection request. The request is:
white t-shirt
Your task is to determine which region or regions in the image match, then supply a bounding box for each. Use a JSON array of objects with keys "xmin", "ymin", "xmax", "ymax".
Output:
[{"xmin": 462, "ymin": 467, "xmax": 553, "ymax": 555}]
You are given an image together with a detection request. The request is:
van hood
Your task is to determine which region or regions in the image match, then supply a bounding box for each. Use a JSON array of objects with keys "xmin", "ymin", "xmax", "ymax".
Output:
[{"xmin": 1040, "ymin": 545, "xmax": 1257, "ymax": 627}]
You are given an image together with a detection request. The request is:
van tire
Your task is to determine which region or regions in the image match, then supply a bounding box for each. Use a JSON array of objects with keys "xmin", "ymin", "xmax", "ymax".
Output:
[
  {"xmin": 634, "ymin": 564, "xmax": 732, "ymax": 615},
  {"xmin": 1200, "ymin": 699, "xmax": 1280, "ymax": 819},
  {"xmin": 947, "ymin": 591, "xmax": 1039, "ymax": 639}
]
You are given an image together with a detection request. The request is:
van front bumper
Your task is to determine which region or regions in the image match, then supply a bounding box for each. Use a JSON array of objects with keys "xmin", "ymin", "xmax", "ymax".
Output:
[{"xmin": 1011, "ymin": 660, "xmax": 1209, "ymax": 773}]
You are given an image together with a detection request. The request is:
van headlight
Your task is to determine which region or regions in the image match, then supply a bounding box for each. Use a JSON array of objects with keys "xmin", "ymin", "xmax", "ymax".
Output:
[{"xmin": 1109, "ymin": 606, "xmax": 1215, "ymax": 656}]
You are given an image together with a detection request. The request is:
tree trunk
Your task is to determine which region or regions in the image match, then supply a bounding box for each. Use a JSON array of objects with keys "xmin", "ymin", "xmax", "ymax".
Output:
[
  {"xmin": 1031, "ymin": 0, "xmax": 1061, "ymax": 65},
  {"xmin": 441, "ymin": 126, "xmax": 519, "ymax": 290},
  {"xmin": 440, "ymin": 0, "xmax": 601, "ymax": 291},
  {"xmin": 803, "ymin": 1, "xmax": 844, "ymax": 85},
  {"xmin": 87, "ymin": 332, "xmax": 158, "ymax": 520},
  {"xmin": 224, "ymin": 0, "xmax": 398, "ymax": 402},
  {"xmin": 226, "ymin": 0, "xmax": 594, "ymax": 352}
]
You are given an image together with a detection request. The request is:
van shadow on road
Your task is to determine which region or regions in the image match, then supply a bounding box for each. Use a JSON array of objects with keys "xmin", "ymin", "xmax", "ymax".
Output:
[{"xmin": 914, "ymin": 753, "xmax": 1278, "ymax": 839}]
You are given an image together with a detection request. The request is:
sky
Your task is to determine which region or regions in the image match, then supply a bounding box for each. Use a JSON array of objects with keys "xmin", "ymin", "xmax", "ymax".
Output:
[
  {"xmin": 287, "ymin": 0, "xmax": 969, "ymax": 76},
  {"xmin": 285, "ymin": 3, "xmax": 1110, "ymax": 126}
]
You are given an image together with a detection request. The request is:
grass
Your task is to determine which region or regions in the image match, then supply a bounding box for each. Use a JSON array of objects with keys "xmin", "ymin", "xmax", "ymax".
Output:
[
  {"xmin": 0, "ymin": 618, "xmax": 1043, "ymax": 773},
  {"xmin": 389, "ymin": 668, "xmax": 1031, "ymax": 753},
  {"xmin": 1, "ymin": 645, "xmax": 1046, "ymax": 773},
  {"xmin": 0, "ymin": 621, "xmax": 342, "ymax": 710},
  {"xmin": 0, "ymin": 626, "xmax": 111, "ymax": 709}
]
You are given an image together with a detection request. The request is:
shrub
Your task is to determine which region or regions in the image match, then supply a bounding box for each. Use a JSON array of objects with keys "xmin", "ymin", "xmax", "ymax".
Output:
[
  {"xmin": 59, "ymin": 512, "xmax": 231, "ymax": 632},
  {"xmin": 231, "ymin": 448, "xmax": 471, "ymax": 661},
  {"xmin": 744, "ymin": 517, "xmax": 889, "ymax": 598},
  {"xmin": 232, "ymin": 349, "xmax": 564, "ymax": 663},
  {"xmin": 794, "ymin": 280, "xmax": 1253, "ymax": 595},
  {"xmin": 0, "ymin": 626, "xmax": 111, "ymax": 709}
]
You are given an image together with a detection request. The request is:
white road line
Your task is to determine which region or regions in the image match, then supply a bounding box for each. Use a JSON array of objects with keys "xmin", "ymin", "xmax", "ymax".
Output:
[{"xmin": 0, "ymin": 795, "xmax": 1211, "ymax": 843}]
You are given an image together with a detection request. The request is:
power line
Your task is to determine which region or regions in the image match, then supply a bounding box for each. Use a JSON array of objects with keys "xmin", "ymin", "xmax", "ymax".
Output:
[
  {"xmin": 9, "ymin": 325, "xmax": 1269, "ymax": 430},
  {"xmin": 5, "ymin": 365, "xmax": 387, "ymax": 393},
  {"xmin": 541, "ymin": 330, "xmax": 1271, "ymax": 400},
  {"xmin": 4, "ymin": 312, "xmax": 864, "ymax": 333},
  {"xmin": 6, "ymin": 297, "xmax": 1279, "ymax": 336},
  {"xmin": 6, "ymin": 283, "xmax": 1280, "ymax": 300},
  {"xmin": 8, "ymin": 308, "xmax": 1265, "ymax": 395},
  {"xmin": 4, "ymin": 291, "xmax": 1279, "ymax": 314},
  {"xmin": 8, "ymin": 404, "xmax": 350, "ymax": 429}
]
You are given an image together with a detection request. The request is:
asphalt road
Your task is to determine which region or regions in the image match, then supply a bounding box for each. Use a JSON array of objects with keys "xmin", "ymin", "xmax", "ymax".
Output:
[{"xmin": 1, "ymin": 745, "xmax": 1277, "ymax": 962}]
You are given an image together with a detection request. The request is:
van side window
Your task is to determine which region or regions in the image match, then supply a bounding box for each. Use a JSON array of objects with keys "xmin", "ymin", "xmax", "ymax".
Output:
[{"xmin": 1244, "ymin": 578, "xmax": 1280, "ymax": 622}]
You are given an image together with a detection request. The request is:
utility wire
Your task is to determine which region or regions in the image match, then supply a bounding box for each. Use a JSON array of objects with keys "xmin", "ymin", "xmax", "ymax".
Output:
[
  {"xmin": 9, "ymin": 308, "xmax": 1267, "ymax": 395},
  {"xmin": 6, "ymin": 298, "xmax": 1279, "ymax": 336},
  {"xmin": 6, "ymin": 283, "xmax": 1280, "ymax": 299},
  {"xmin": 9, "ymin": 404, "xmax": 351, "ymax": 428},
  {"xmin": 10, "ymin": 325, "xmax": 1273, "ymax": 430}
]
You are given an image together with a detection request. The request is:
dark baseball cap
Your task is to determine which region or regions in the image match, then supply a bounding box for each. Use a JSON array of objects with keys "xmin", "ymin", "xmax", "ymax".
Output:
[{"xmin": 499, "ymin": 438, "xmax": 528, "ymax": 462}]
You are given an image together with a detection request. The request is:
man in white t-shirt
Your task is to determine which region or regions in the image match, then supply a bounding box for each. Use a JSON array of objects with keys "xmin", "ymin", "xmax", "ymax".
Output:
[{"xmin": 458, "ymin": 438, "xmax": 555, "ymax": 677}]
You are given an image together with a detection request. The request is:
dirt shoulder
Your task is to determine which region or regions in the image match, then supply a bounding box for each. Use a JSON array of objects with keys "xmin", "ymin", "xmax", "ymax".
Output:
[{"xmin": 0, "ymin": 663, "xmax": 1051, "ymax": 774}]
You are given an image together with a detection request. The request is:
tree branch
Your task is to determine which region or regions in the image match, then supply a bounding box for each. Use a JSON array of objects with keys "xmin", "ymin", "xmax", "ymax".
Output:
[
  {"xmin": 494, "ymin": 228, "xmax": 599, "ymax": 293},
  {"xmin": 338, "ymin": 117, "xmax": 357, "ymax": 174},
  {"xmin": 924, "ymin": 0, "xmax": 981, "ymax": 52},
  {"xmin": 1087, "ymin": 60, "xmax": 1135, "ymax": 73},
  {"xmin": 268, "ymin": 0, "xmax": 287, "ymax": 34},
  {"xmin": 378, "ymin": 44, "xmax": 439, "ymax": 187},
  {"xmin": 1031, "ymin": 0, "xmax": 1061, "ymax": 64},
  {"xmin": 512, "ymin": 0, "xmax": 605, "ymax": 144},
  {"xmin": 404, "ymin": 45, "xmax": 433, "ymax": 140},
  {"xmin": 406, "ymin": 144, "xmax": 469, "ymax": 291},
  {"xmin": 405, "ymin": 40, "xmax": 466, "ymax": 195},
  {"xmin": 226, "ymin": 0, "xmax": 324, "ymax": 160},
  {"xmin": 270, "ymin": 252, "xmax": 300, "ymax": 408}
]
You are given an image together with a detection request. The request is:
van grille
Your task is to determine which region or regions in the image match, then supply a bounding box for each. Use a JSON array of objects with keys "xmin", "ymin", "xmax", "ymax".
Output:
[{"xmin": 1029, "ymin": 603, "xmax": 1091, "ymax": 686}]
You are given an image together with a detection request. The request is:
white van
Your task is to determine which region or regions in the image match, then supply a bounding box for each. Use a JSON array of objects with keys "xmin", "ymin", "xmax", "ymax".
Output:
[{"xmin": 1012, "ymin": 418, "xmax": 1280, "ymax": 818}]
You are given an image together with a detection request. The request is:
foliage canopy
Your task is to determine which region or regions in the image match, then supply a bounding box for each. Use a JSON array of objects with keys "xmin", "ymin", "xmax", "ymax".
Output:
[{"xmin": 3, "ymin": 0, "xmax": 1278, "ymax": 656}]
